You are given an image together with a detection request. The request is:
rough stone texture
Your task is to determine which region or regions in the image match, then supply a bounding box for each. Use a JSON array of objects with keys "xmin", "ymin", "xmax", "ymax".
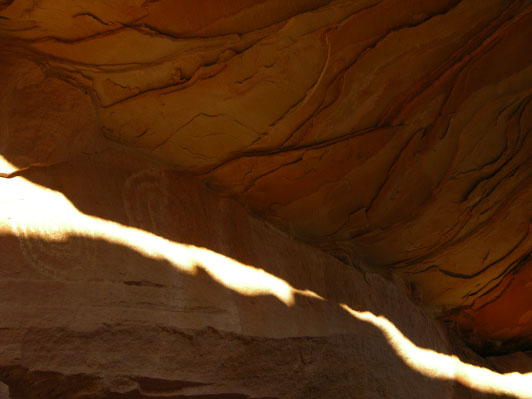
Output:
[
  {"xmin": 0, "ymin": 144, "xmax": 525, "ymax": 398},
  {"xmin": 1, "ymin": 0, "xmax": 532, "ymax": 396},
  {"xmin": 2, "ymin": 0, "xmax": 530, "ymax": 352}
]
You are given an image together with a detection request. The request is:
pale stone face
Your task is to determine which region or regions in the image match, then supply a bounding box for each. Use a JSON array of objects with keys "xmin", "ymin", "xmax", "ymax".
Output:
[{"xmin": 0, "ymin": 0, "xmax": 531, "ymax": 397}]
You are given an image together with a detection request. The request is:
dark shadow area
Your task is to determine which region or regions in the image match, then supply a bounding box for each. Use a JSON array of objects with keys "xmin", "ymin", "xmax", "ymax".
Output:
[
  {"xmin": 0, "ymin": 148, "xmax": 499, "ymax": 363},
  {"xmin": 0, "ymin": 231, "xmax": 509, "ymax": 399}
]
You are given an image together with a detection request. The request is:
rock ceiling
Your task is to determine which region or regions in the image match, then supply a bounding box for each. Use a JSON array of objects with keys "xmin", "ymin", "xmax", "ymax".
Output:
[{"xmin": 1, "ymin": 0, "xmax": 532, "ymax": 354}]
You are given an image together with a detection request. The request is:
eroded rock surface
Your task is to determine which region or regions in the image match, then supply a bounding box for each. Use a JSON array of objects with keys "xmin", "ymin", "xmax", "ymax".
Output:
[
  {"xmin": 0, "ymin": 144, "xmax": 527, "ymax": 398},
  {"xmin": 0, "ymin": 0, "xmax": 531, "ymax": 393}
]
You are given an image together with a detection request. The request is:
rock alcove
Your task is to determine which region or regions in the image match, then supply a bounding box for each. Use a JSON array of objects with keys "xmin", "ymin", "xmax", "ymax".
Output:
[{"xmin": 0, "ymin": 1, "xmax": 531, "ymax": 398}]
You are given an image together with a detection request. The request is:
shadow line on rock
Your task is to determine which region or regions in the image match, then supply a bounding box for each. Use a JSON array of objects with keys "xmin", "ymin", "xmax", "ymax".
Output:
[{"xmin": 1, "ymin": 214, "xmax": 531, "ymax": 397}]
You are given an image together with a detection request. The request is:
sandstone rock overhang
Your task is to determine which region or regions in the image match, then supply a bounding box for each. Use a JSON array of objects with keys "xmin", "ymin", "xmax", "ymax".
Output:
[{"xmin": 0, "ymin": 0, "xmax": 531, "ymax": 379}]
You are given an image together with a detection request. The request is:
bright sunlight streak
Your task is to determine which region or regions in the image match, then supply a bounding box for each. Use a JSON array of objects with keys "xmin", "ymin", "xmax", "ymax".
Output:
[
  {"xmin": 340, "ymin": 304, "xmax": 532, "ymax": 398},
  {"xmin": 1, "ymin": 158, "xmax": 531, "ymax": 398}
]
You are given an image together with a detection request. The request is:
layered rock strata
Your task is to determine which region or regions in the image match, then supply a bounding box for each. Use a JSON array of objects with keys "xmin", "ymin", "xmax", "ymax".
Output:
[
  {"xmin": 0, "ymin": 0, "xmax": 531, "ymax": 379},
  {"xmin": 2, "ymin": 145, "xmax": 531, "ymax": 398}
]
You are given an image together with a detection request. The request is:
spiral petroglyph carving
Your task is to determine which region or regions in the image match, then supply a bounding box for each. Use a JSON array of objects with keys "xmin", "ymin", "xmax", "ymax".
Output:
[
  {"xmin": 122, "ymin": 169, "xmax": 171, "ymax": 236},
  {"xmin": 12, "ymin": 220, "xmax": 95, "ymax": 280}
]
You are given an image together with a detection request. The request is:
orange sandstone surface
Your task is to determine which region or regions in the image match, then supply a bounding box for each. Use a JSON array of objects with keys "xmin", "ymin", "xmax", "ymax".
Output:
[{"xmin": 0, "ymin": 0, "xmax": 532, "ymax": 397}]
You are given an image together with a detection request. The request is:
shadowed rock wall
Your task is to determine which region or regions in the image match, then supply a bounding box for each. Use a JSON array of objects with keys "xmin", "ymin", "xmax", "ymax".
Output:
[
  {"xmin": 2, "ymin": 0, "xmax": 531, "ymax": 351},
  {"xmin": 1, "ymin": 143, "xmax": 527, "ymax": 398},
  {"xmin": 1, "ymin": 1, "xmax": 532, "ymax": 394}
]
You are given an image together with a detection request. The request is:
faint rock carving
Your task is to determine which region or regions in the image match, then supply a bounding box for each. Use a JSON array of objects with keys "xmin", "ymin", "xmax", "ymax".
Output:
[
  {"xmin": 123, "ymin": 169, "xmax": 171, "ymax": 236},
  {"xmin": 13, "ymin": 222, "xmax": 94, "ymax": 280}
]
